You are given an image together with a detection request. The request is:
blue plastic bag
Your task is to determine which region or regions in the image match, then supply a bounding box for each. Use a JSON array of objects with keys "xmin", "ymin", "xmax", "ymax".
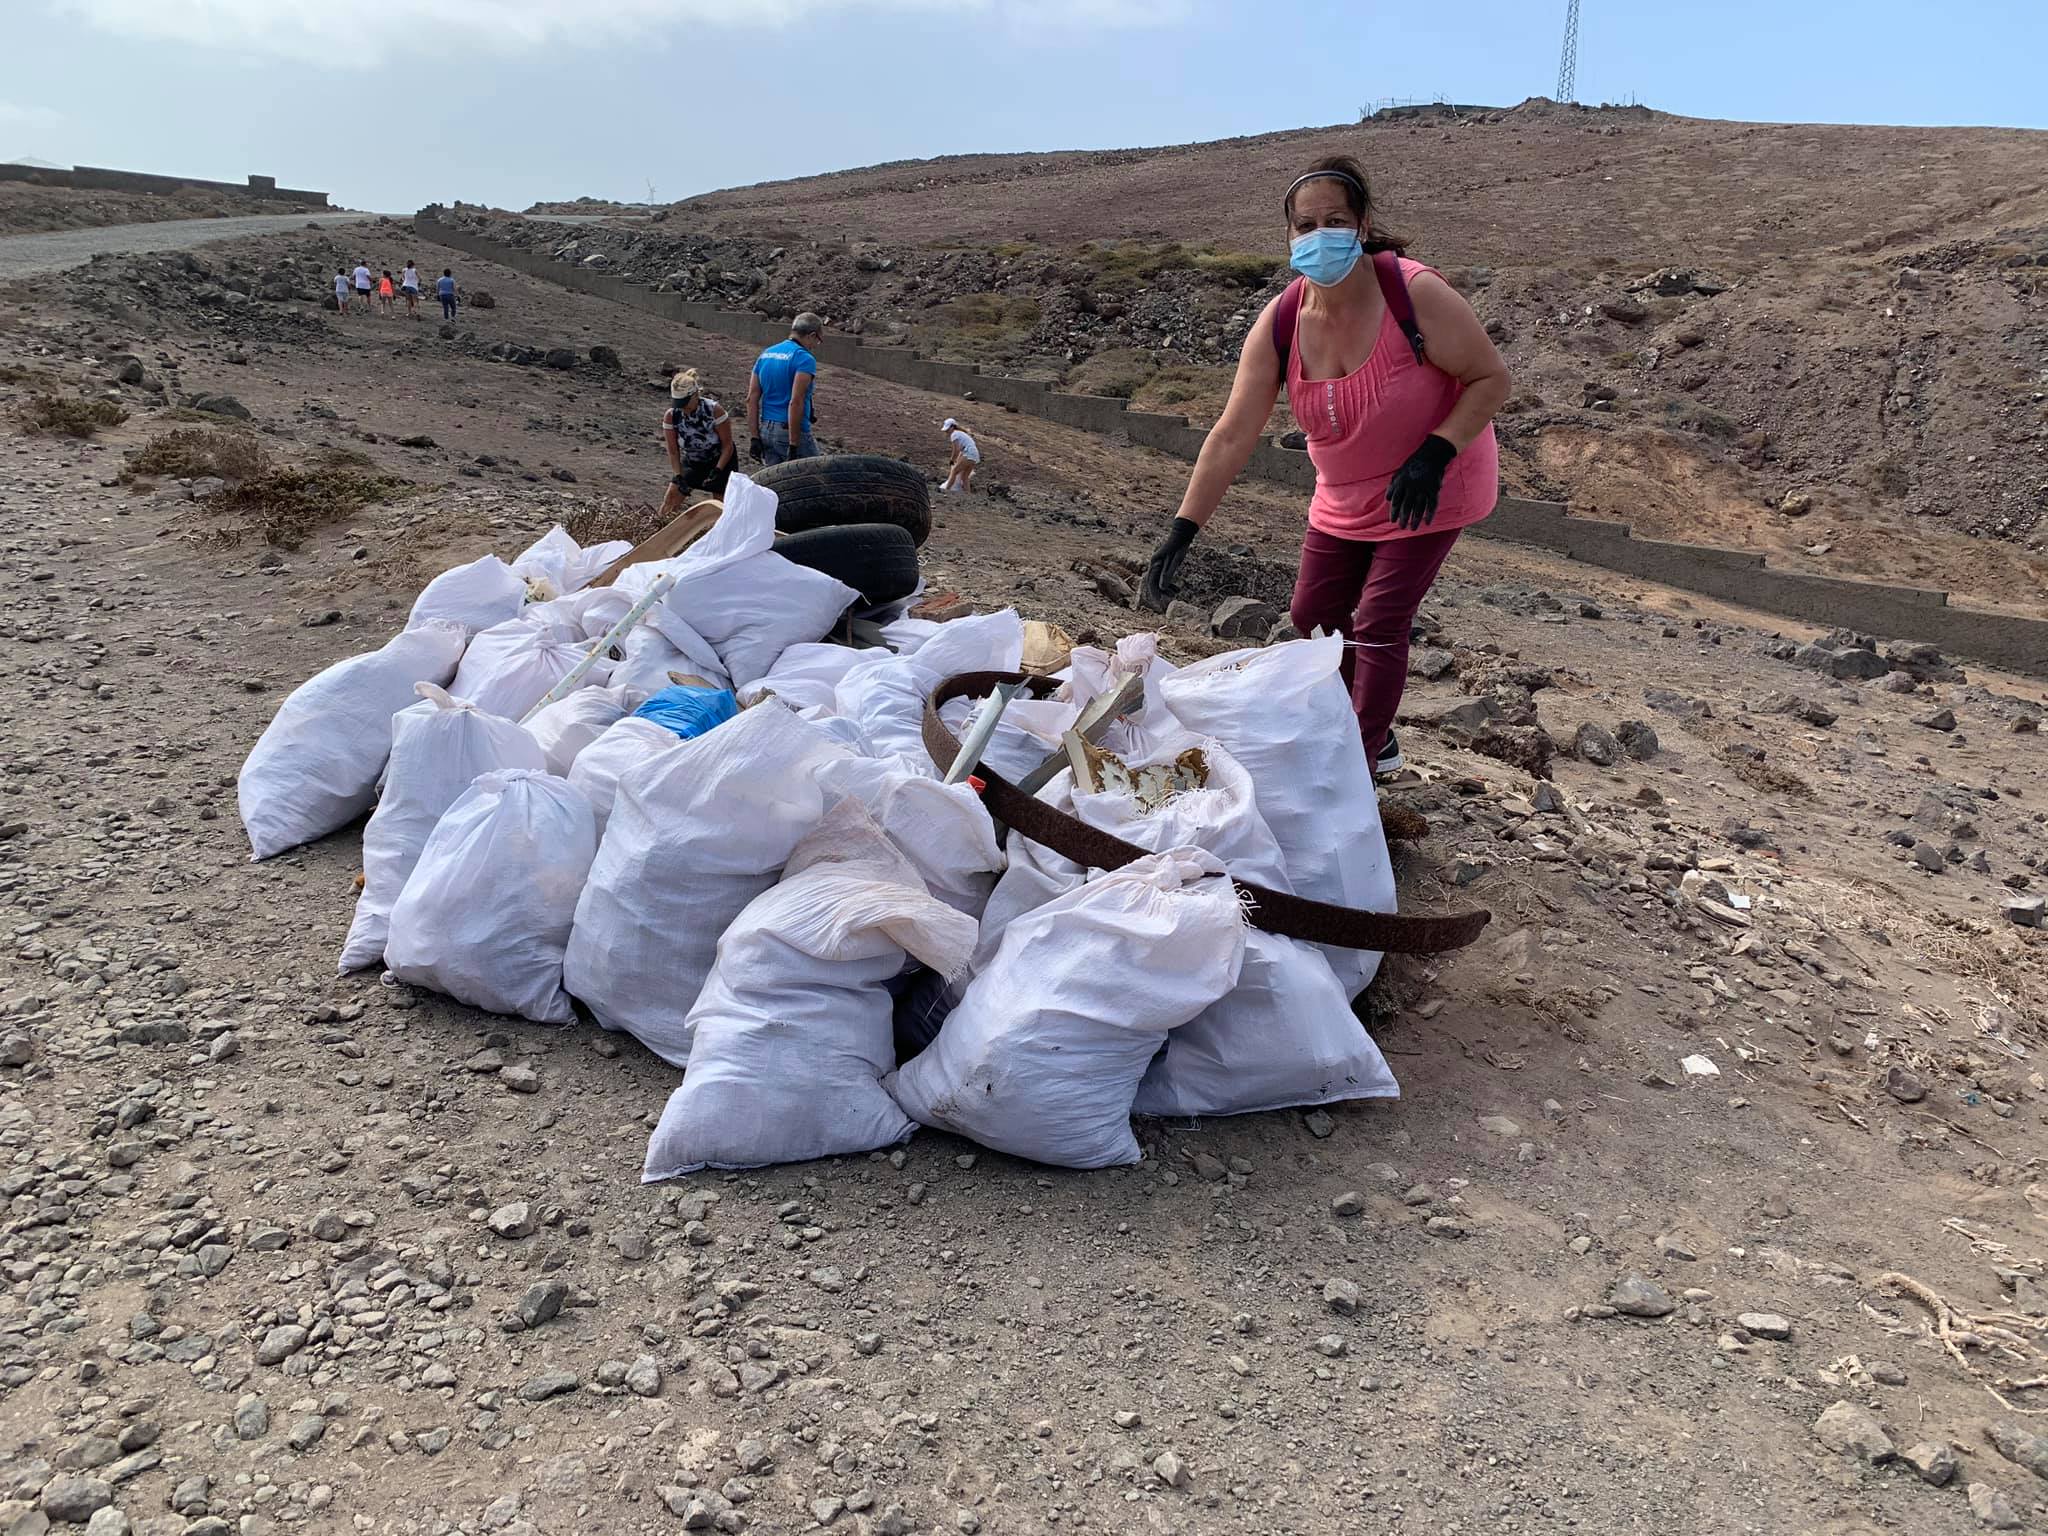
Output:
[{"xmin": 632, "ymin": 685, "xmax": 740, "ymax": 741}]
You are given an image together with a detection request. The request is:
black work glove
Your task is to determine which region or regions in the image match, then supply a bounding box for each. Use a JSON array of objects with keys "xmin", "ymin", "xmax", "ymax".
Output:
[
  {"xmin": 1386, "ymin": 433, "xmax": 1457, "ymax": 531},
  {"xmin": 748, "ymin": 435, "xmax": 766, "ymax": 462},
  {"xmin": 1140, "ymin": 517, "xmax": 1199, "ymax": 612}
]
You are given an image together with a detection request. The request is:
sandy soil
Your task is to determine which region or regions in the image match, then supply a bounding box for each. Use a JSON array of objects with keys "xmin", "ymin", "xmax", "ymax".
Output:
[{"xmin": 1, "ymin": 227, "xmax": 2047, "ymax": 1536}]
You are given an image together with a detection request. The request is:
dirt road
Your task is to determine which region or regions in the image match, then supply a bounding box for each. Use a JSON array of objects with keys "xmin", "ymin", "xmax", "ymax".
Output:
[
  {"xmin": 0, "ymin": 211, "xmax": 371, "ymax": 280},
  {"xmin": 0, "ymin": 223, "xmax": 2045, "ymax": 1536}
]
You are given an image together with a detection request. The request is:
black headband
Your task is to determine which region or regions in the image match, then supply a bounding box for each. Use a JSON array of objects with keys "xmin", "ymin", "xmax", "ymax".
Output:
[{"xmin": 1284, "ymin": 169, "xmax": 1366, "ymax": 211}]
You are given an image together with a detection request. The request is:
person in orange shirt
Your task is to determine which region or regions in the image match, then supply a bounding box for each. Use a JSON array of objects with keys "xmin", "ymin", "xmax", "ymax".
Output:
[{"xmin": 377, "ymin": 270, "xmax": 396, "ymax": 314}]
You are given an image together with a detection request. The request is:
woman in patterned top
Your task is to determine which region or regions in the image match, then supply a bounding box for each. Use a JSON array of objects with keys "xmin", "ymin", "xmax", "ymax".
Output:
[{"xmin": 660, "ymin": 369, "xmax": 735, "ymax": 514}]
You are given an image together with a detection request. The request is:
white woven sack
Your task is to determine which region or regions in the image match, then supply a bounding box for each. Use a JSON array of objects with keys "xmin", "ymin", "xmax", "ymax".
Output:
[
  {"xmin": 385, "ymin": 769, "xmax": 598, "ymax": 1023},
  {"xmin": 973, "ymin": 733, "xmax": 1395, "ymax": 1118},
  {"xmin": 742, "ymin": 641, "xmax": 873, "ymax": 715},
  {"xmin": 1134, "ymin": 928, "xmax": 1398, "ymax": 1117},
  {"xmin": 511, "ymin": 525, "xmax": 632, "ymax": 595},
  {"xmin": 649, "ymin": 475, "xmax": 858, "ymax": 686},
  {"xmin": 449, "ymin": 619, "xmax": 607, "ymax": 721},
  {"xmin": 525, "ymin": 684, "xmax": 647, "ymax": 777},
  {"xmin": 643, "ymin": 799, "xmax": 977, "ymax": 1178},
  {"xmin": 1159, "ymin": 633, "xmax": 1395, "ymax": 994},
  {"xmin": 885, "ymin": 848, "xmax": 1245, "ymax": 1169},
  {"xmin": 338, "ymin": 684, "xmax": 544, "ymax": 973},
  {"xmin": 238, "ymin": 619, "xmax": 466, "ymax": 861},
  {"xmin": 814, "ymin": 755, "xmax": 1005, "ymax": 917},
  {"xmin": 563, "ymin": 700, "xmax": 854, "ymax": 1065},
  {"xmin": 407, "ymin": 554, "xmax": 527, "ymax": 633},
  {"xmin": 565, "ymin": 716, "xmax": 679, "ymax": 833}
]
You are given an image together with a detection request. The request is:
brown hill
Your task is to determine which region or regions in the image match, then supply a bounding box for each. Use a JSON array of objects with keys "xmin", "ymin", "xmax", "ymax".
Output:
[{"xmin": 479, "ymin": 101, "xmax": 2048, "ymax": 606}]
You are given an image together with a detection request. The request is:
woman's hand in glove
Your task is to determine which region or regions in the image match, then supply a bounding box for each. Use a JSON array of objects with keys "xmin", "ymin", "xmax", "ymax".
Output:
[
  {"xmin": 1140, "ymin": 517, "xmax": 1200, "ymax": 611},
  {"xmin": 1386, "ymin": 433, "xmax": 1457, "ymax": 531}
]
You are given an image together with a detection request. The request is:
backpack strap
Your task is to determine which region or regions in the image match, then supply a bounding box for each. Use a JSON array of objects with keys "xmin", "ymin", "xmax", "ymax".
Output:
[
  {"xmin": 1270, "ymin": 257, "xmax": 1426, "ymax": 373},
  {"xmin": 1270, "ymin": 278, "xmax": 1305, "ymax": 374},
  {"xmin": 1374, "ymin": 250, "xmax": 1426, "ymax": 364}
]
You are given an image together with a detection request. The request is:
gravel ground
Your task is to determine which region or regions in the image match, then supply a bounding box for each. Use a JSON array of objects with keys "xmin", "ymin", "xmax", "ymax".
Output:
[{"xmin": 0, "ymin": 228, "xmax": 2046, "ymax": 1536}]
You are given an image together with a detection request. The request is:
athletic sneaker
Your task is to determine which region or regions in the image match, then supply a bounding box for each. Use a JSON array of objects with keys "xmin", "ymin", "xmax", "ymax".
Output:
[{"xmin": 1373, "ymin": 729, "xmax": 1405, "ymax": 780}]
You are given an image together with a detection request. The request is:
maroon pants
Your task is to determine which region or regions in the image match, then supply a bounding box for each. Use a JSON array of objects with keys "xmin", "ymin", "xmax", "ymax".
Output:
[{"xmin": 1289, "ymin": 524, "xmax": 1462, "ymax": 759}]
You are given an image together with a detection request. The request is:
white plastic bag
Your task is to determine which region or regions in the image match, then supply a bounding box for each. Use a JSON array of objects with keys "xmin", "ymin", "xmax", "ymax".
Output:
[
  {"xmin": 449, "ymin": 619, "xmax": 606, "ymax": 721},
  {"xmin": 1160, "ymin": 634, "xmax": 1395, "ymax": 993},
  {"xmin": 742, "ymin": 641, "xmax": 874, "ymax": 715},
  {"xmin": 511, "ymin": 525, "xmax": 632, "ymax": 595},
  {"xmin": 522, "ymin": 585, "xmax": 634, "ymax": 644},
  {"xmin": 566, "ymin": 716, "xmax": 678, "ymax": 832},
  {"xmin": 338, "ymin": 684, "xmax": 545, "ymax": 973},
  {"xmin": 815, "ymin": 755, "xmax": 1005, "ymax": 917},
  {"xmin": 238, "ymin": 619, "xmax": 467, "ymax": 861},
  {"xmin": 608, "ymin": 617, "xmax": 729, "ymax": 696},
  {"xmin": 836, "ymin": 609, "xmax": 1071, "ymax": 776},
  {"xmin": 654, "ymin": 475, "xmax": 859, "ymax": 686},
  {"xmin": 1134, "ymin": 929, "xmax": 1398, "ymax": 1117},
  {"xmin": 886, "ymin": 849, "xmax": 1245, "ymax": 1169},
  {"xmin": 973, "ymin": 733, "xmax": 1394, "ymax": 1117},
  {"xmin": 407, "ymin": 554, "xmax": 527, "ymax": 633},
  {"xmin": 563, "ymin": 700, "xmax": 854, "ymax": 1065},
  {"xmin": 525, "ymin": 684, "xmax": 646, "ymax": 776},
  {"xmin": 385, "ymin": 769, "xmax": 597, "ymax": 1023},
  {"xmin": 643, "ymin": 800, "xmax": 977, "ymax": 1178}
]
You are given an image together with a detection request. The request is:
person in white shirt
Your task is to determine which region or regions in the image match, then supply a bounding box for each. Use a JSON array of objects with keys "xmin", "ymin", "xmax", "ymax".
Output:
[
  {"xmin": 942, "ymin": 417, "xmax": 980, "ymax": 494},
  {"xmin": 352, "ymin": 262, "xmax": 374, "ymax": 310},
  {"xmin": 332, "ymin": 269, "xmax": 352, "ymax": 315},
  {"xmin": 400, "ymin": 261, "xmax": 421, "ymax": 320}
]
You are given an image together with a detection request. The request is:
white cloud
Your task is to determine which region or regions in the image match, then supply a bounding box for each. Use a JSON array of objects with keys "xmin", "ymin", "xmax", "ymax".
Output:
[
  {"xmin": 52, "ymin": 0, "xmax": 1183, "ymax": 66},
  {"xmin": 0, "ymin": 100, "xmax": 62, "ymax": 127}
]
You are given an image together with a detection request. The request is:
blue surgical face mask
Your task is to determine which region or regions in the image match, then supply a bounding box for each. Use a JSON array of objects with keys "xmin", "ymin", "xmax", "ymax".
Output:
[{"xmin": 1290, "ymin": 227, "xmax": 1363, "ymax": 288}]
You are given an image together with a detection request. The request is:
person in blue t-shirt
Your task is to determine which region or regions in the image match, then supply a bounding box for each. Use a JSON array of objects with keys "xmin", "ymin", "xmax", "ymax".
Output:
[
  {"xmin": 435, "ymin": 268, "xmax": 458, "ymax": 321},
  {"xmin": 747, "ymin": 312, "xmax": 823, "ymax": 465}
]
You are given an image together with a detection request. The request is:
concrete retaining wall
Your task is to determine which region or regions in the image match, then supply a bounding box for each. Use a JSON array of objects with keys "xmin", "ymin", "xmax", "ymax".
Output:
[
  {"xmin": 0, "ymin": 162, "xmax": 327, "ymax": 205},
  {"xmin": 414, "ymin": 210, "xmax": 2048, "ymax": 677}
]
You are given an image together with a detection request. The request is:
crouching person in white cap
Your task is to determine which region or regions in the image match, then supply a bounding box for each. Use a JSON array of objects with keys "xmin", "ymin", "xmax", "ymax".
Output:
[
  {"xmin": 942, "ymin": 417, "xmax": 980, "ymax": 494},
  {"xmin": 659, "ymin": 368, "xmax": 735, "ymax": 516}
]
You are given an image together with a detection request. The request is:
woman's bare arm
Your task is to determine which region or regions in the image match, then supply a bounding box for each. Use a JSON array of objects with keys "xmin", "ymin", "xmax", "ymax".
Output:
[
  {"xmin": 1172, "ymin": 301, "xmax": 1286, "ymax": 530},
  {"xmin": 1407, "ymin": 272, "xmax": 1510, "ymax": 449}
]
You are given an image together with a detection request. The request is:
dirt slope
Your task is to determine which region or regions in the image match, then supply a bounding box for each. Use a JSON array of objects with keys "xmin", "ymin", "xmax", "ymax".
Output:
[{"xmin": 458, "ymin": 101, "xmax": 2048, "ymax": 600}]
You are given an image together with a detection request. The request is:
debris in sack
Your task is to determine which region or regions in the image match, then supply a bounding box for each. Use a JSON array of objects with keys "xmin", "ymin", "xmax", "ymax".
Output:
[{"xmin": 1071, "ymin": 739, "xmax": 1208, "ymax": 807}]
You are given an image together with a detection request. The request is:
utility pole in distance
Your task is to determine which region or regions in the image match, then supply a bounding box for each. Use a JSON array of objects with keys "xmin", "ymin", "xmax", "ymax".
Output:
[{"xmin": 1557, "ymin": 0, "xmax": 1580, "ymax": 103}]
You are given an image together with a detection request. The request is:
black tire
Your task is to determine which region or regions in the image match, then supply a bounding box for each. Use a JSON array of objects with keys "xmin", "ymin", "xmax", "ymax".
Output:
[
  {"xmin": 755, "ymin": 454, "xmax": 932, "ymax": 547},
  {"xmin": 774, "ymin": 523, "xmax": 921, "ymax": 608}
]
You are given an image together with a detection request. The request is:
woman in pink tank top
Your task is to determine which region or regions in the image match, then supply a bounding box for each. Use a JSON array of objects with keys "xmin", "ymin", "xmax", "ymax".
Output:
[{"xmin": 1142, "ymin": 154, "xmax": 1511, "ymax": 778}]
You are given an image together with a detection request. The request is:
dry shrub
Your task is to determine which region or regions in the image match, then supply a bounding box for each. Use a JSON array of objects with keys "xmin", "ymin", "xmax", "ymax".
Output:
[
  {"xmin": 126, "ymin": 426, "xmax": 269, "ymax": 482},
  {"xmin": 20, "ymin": 393, "xmax": 127, "ymax": 438},
  {"xmin": 204, "ymin": 465, "xmax": 407, "ymax": 550},
  {"xmin": 564, "ymin": 498, "xmax": 669, "ymax": 548}
]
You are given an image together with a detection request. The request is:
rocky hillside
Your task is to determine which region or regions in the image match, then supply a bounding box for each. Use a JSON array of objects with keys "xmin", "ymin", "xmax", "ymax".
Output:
[{"xmin": 456, "ymin": 101, "xmax": 2048, "ymax": 606}]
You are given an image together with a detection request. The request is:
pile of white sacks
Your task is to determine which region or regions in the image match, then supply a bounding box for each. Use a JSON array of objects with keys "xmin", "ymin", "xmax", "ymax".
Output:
[{"xmin": 237, "ymin": 474, "xmax": 1403, "ymax": 1176}]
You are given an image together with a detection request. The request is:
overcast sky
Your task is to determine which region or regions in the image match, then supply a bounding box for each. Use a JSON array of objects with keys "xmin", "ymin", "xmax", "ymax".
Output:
[{"xmin": 10, "ymin": 1, "xmax": 2047, "ymax": 213}]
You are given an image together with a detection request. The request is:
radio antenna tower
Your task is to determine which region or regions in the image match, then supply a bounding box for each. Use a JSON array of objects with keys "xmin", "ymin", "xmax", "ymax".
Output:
[{"xmin": 1556, "ymin": 0, "xmax": 1580, "ymax": 103}]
